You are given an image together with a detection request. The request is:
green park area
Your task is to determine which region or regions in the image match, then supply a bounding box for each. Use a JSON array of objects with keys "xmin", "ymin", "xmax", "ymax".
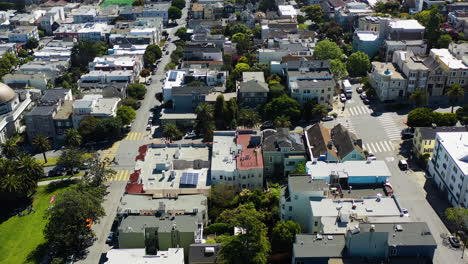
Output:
[
  {"xmin": 100, "ymin": 0, "xmax": 134, "ymax": 7},
  {"xmin": 0, "ymin": 182, "xmax": 75, "ymax": 263}
]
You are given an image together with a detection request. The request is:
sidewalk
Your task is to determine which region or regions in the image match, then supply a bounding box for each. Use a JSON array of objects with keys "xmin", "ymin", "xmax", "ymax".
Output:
[{"xmin": 38, "ymin": 177, "xmax": 82, "ymax": 186}]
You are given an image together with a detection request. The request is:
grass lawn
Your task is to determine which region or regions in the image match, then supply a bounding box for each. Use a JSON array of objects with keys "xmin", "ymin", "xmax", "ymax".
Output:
[
  {"xmin": 37, "ymin": 156, "xmax": 59, "ymax": 167},
  {"xmin": 0, "ymin": 182, "xmax": 75, "ymax": 264},
  {"xmin": 100, "ymin": 0, "xmax": 134, "ymax": 7},
  {"xmin": 38, "ymin": 172, "xmax": 85, "ymax": 182}
]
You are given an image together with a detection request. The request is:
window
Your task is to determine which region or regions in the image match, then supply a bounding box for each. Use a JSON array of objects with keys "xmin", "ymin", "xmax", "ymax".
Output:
[
  {"xmin": 328, "ymin": 87, "xmax": 331, "ymax": 91},
  {"xmin": 314, "ymin": 221, "xmax": 318, "ymax": 226},
  {"xmin": 443, "ymin": 163, "xmax": 447, "ymax": 169},
  {"xmin": 461, "ymin": 79, "xmax": 465, "ymax": 85},
  {"xmin": 289, "ymin": 206, "xmax": 292, "ymax": 211},
  {"xmin": 453, "ymin": 166, "xmax": 458, "ymax": 174},
  {"xmin": 295, "ymin": 195, "xmax": 298, "ymax": 200},
  {"xmin": 321, "ymin": 89, "xmax": 324, "ymax": 93},
  {"xmin": 452, "ymin": 71, "xmax": 457, "ymax": 77},
  {"xmin": 269, "ymin": 156, "xmax": 273, "ymax": 163},
  {"xmin": 220, "ymin": 175, "xmax": 223, "ymax": 180}
]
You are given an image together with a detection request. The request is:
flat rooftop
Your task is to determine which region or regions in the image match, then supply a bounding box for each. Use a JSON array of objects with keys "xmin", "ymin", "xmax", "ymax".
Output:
[
  {"xmin": 356, "ymin": 31, "xmax": 379, "ymax": 41},
  {"xmin": 306, "ymin": 160, "xmax": 391, "ymax": 179},
  {"xmin": 430, "ymin": 49, "xmax": 468, "ymax": 70},
  {"xmin": 53, "ymin": 100, "xmax": 73, "ymax": 120},
  {"xmin": 211, "ymin": 131, "xmax": 237, "ymax": 173},
  {"xmin": 236, "ymin": 133, "xmax": 263, "ymax": 170},
  {"xmin": 372, "ymin": 62, "xmax": 405, "ymax": 80},
  {"xmin": 119, "ymin": 214, "xmax": 199, "ymax": 234},
  {"xmin": 294, "ymin": 234, "xmax": 345, "ymax": 258},
  {"xmin": 437, "ymin": 132, "xmax": 468, "ymax": 175},
  {"xmin": 105, "ymin": 248, "xmax": 184, "ymax": 264}
]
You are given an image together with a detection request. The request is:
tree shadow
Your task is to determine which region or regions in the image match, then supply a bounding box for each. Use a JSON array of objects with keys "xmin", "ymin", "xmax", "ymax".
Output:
[
  {"xmin": 26, "ymin": 242, "xmax": 48, "ymax": 264},
  {"xmin": 44, "ymin": 179, "xmax": 77, "ymax": 194}
]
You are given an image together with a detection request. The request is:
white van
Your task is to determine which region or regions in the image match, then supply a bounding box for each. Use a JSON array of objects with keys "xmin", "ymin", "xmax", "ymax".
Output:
[{"xmin": 342, "ymin": 79, "xmax": 352, "ymax": 98}]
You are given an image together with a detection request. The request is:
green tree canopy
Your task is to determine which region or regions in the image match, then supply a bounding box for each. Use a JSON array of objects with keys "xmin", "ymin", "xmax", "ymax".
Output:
[
  {"xmin": 410, "ymin": 89, "xmax": 428, "ymax": 107},
  {"xmin": 238, "ymin": 109, "xmax": 260, "ymax": 128},
  {"xmin": 25, "ymin": 37, "xmax": 39, "ymax": 50},
  {"xmin": 175, "ymin": 27, "xmax": 189, "ymax": 41},
  {"xmin": 127, "ymin": 83, "xmax": 147, "ymax": 100},
  {"xmin": 168, "ymin": 6, "xmax": 182, "ymax": 20},
  {"xmin": 447, "ymin": 84, "xmax": 464, "ymax": 113},
  {"xmin": 330, "ymin": 59, "xmax": 348, "ymax": 79},
  {"xmin": 163, "ymin": 123, "xmax": 183, "ymax": 142},
  {"xmin": 271, "ymin": 220, "xmax": 301, "ymax": 253},
  {"xmin": 195, "ymin": 103, "xmax": 215, "ymax": 142},
  {"xmin": 1, "ymin": 137, "xmax": 19, "ymax": 159},
  {"xmin": 132, "ymin": 0, "xmax": 144, "ymax": 5},
  {"xmin": 33, "ymin": 135, "xmax": 51, "ymax": 163},
  {"xmin": 445, "ymin": 207, "xmax": 468, "ymax": 232},
  {"xmin": 302, "ymin": 5, "xmax": 323, "ymax": 23},
  {"xmin": 425, "ymin": 7, "xmax": 443, "ymax": 48},
  {"xmin": 269, "ymin": 83, "xmax": 286, "ymax": 99},
  {"xmin": 313, "ymin": 40, "xmax": 343, "ymax": 60},
  {"xmin": 274, "ymin": 115, "xmax": 291, "ymax": 128},
  {"xmin": 231, "ymin": 33, "xmax": 251, "ymax": 54},
  {"xmin": 121, "ymin": 97, "xmax": 140, "ymax": 110},
  {"xmin": 0, "ymin": 154, "xmax": 42, "ymax": 201},
  {"xmin": 437, "ymin": 34, "xmax": 452, "ymax": 49},
  {"xmin": 456, "ymin": 105, "xmax": 468, "ymax": 126},
  {"xmin": 65, "ymin": 128, "xmax": 82, "ymax": 148},
  {"xmin": 214, "ymin": 95, "xmax": 228, "ymax": 129},
  {"xmin": 143, "ymin": 44, "xmax": 162, "ymax": 68},
  {"xmin": 347, "ymin": 52, "xmax": 370, "ymax": 77},
  {"xmin": 234, "ymin": 62, "xmax": 250, "ymax": 73},
  {"xmin": 264, "ymin": 95, "xmax": 301, "ymax": 122},
  {"xmin": 407, "ymin": 107, "xmax": 434, "ymax": 127},
  {"xmin": 117, "ymin": 106, "xmax": 136, "ymax": 126},
  {"xmin": 71, "ymin": 41, "xmax": 107, "ymax": 71},
  {"xmin": 171, "ymin": 0, "xmax": 185, "ymax": 9},
  {"xmin": 57, "ymin": 148, "xmax": 84, "ymax": 175}
]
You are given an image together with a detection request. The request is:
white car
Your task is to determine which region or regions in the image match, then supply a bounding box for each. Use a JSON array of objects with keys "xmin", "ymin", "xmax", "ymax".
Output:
[
  {"xmin": 322, "ymin": 116, "xmax": 334, "ymax": 121},
  {"xmin": 367, "ymin": 153, "xmax": 377, "ymax": 160},
  {"xmin": 340, "ymin": 93, "xmax": 347, "ymax": 102},
  {"xmin": 146, "ymin": 124, "xmax": 151, "ymax": 131},
  {"xmin": 357, "ymin": 86, "xmax": 363, "ymax": 93},
  {"xmin": 401, "ymin": 208, "xmax": 409, "ymax": 217}
]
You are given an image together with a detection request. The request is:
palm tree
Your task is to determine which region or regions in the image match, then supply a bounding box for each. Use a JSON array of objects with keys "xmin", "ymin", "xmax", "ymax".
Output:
[
  {"xmin": 64, "ymin": 129, "xmax": 82, "ymax": 148},
  {"xmin": 163, "ymin": 123, "xmax": 182, "ymax": 142},
  {"xmin": 0, "ymin": 159, "xmax": 21, "ymax": 195},
  {"xmin": 1, "ymin": 137, "xmax": 19, "ymax": 159},
  {"xmin": 447, "ymin": 84, "xmax": 465, "ymax": 113},
  {"xmin": 33, "ymin": 135, "xmax": 51, "ymax": 163},
  {"xmin": 238, "ymin": 109, "xmax": 260, "ymax": 128},
  {"xmin": 195, "ymin": 103, "xmax": 215, "ymax": 141},
  {"xmin": 274, "ymin": 115, "xmax": 291, "ymax": 128},
  {"xmin": 17, "ymin": 153, "xmax": 43, "ymax": 182},
  {"xmin": 410, "ymin": 89, "xmax": 428, "ymax": 107}
]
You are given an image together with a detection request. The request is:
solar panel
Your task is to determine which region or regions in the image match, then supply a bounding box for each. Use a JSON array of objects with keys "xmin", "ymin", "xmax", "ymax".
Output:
[{"xmin": 180, "ymin": 172, "xmax": 199, "ymax": 185}]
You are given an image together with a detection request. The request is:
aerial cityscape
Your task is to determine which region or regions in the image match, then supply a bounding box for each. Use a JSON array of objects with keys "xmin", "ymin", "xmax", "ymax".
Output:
[{"xmin": 0, "ymin": 0, "xmax": 468, "ymax": 263}]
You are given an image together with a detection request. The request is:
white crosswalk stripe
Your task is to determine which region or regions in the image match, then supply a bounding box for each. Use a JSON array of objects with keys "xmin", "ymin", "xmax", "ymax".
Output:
[
  {"xmin": 363, "ymin": 140, "xmax": 394, "ymax": 153},
  {"xmin": 346, "ymin": 106, "xmax": 373, "ymax": 116},
  {"xmin": 378, "ymin": 113, "xmax": 402, "ymax": 140}
]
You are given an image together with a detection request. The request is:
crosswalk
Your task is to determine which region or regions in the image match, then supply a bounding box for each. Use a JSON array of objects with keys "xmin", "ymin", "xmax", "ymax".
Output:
[
  {"xmin": 107, "ymin": 170, "xmax": 132, "ymax": 182},
  {"xmin": 378, "ymin": 113, "xmax": 401, "ymax": 140},
  {"xmin": 100, "ymin": 142, "xmax": 120, "ymax": 168},
  {"xmin": 363, "ymin": 140, "xmax": 395, "ymax": 154},
  {"xmin": 346, "ymin": 105, "xmax": 373, "ymax": 116},
  {"xmin": 124, "ymin": 132, "xmax": 147, "ymax": 141}
]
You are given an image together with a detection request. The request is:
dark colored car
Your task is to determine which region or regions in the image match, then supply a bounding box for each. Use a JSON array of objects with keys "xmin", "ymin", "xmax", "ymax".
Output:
[
  {"xmin": 363, "ymin": 98, "xmax": 370, "ymax": 105},
  {"xmin": 449, "ymin": 236, "xmax": 461, "ymax": 248},
  {"xmin": 106, "ymin": 232, "xmax": 114, "ymax": 244},
  {"xmin": 401, "ymin": 128, "xmax": 414, "ymax": 139}
]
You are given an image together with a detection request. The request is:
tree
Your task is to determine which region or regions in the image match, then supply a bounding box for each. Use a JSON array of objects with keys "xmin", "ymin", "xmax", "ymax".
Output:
[
  {"xmin": 0, "ymin": 155, "xmax": 42, "ymax": 201},
  {"xmin": 57, "ymin": 149, "xmax": 84, "ymax": 175},
  {"xmin": 44, "ymin": 185, "xmax": 106, "ymax": 259},
  {"xmin": 238, "ymin": 109, "xmax": 260, "ymax": 128},
  {"xmin": 425, "ymin": 7, "xmax": 443, "ymax": 48},
  {"xmin": 175, "ymin": 27, "xmax": 189, "ymax": 41},
  {"xmin": 238, "ymin": 56, "xmax": 249, "ymax": 64},
  {"xmin": 143, "ymin": 44, "xmax": 162, "ymax": 68},
  {"xmin": 214, "ymin": 95, "xmax": 228, "ymax": 129},
  {"xmin": 231, "ymin": 33, "xmax": 251, "ymax": 54},
  {"xmin": 171, "ymin": 0, "xmax": 185, "ymax": 9},
  {"xmin": 291, "ymin": 161, "xmax": 306, "ymax": 174},
  {"xmin": 65, "ymin": 129, "xmax": 82, "ymax": 148},
  {"xmin": 165, "ymin": 62, "xmax": 177, "ymax": 70},
  {"xmin": 234, "ymin": 63, "xmax": 250, "ymax": 74},
  {"xmin": 3, "ymin": 52, "xmax": 17, "ymax": 67},
  {"xmin": 168, "ymin": 6, "xmax": 182, "ymax": 20},
  {"xmin": 271, "ymin": 221, "xmax": 301, "ymax": 253},
  {"xmin": 447, "ymin": 84, "xmax": 464, "ymax": 113},
  {"xmin": 82, "ymin": 153, "xmax": 116, "ymax": 186},
  {"xmin": 78, "ymin": 116, "xmax": 98, "ymax": 142},
  {"xmin": 310, "ymin": 104, "xmax": 328, "ymax": 120},
  {"xmin": 330, "ymin": 59, "xmax": 348, "ymax": 79},
  {"xmin": 313, "ymin": 40, "xmax": 343, "ymax": 60},
  {"xmin": 71, "ymin": 41, "xmax": 107, "ymax": 71},
  {"xmin": 18, "ymin": 49, "xmax": 29, "ymax": 58},
  {"xmin": 230, "ymin": 24, "xmax": 248, "ymax": 35},
  {"xmin": 251, "ymin": 63, "xmax": 270, "ymax": 77},
  {"xmin": 297, "ymin": 15, "xmax": 305, "ymax": 24},
  {"xmin": 33, "ymin": 135, "xmax": 51, "ymax": 163},
  {"xmin": 132, "ymin": 0, "xmax": 144, "ymax": 5},
  {"xmin": 410, "ymin": 89, "xmax": 428, "ymax": 107},
  {"xmin": 269, "ymin": 84, "xmax": 286, "ymax": 99},
  {"xmin": 117, "ymin": 106, "xmax": 136, "ymax": 126},
  {"xmin": 210, "ymin": 184, "xmax": 237, "ymax": 209},
  {"xmin": 163, "ymin": 123, "xmax": 182, "ymax": 142},
  {"xmin": 195, "ymin": 104, "xmax": 215, "ymax": 142},
  {"xmin": 25, "ymin": 37, "xmax": 39, "ymax": 50},
  {"xmin": 140, "ymin": 68, "xmax": 151, "ymax": 82},
  {"xmin": 187, "ymin": 81, "xmax": 205, "ymax": 87},
  {"xmin": 259, "ymin": 0, "xmax": 276, "ymax": 12},
  {"xmin": 437, "ymin": 34, "xmax": 452, "ymax": 49},
  {"xmin": 445, "ymin": 207, "xmax": 468, "ymax": 232},
  {"xmin": 264, "ymin": 95, "xmax": 301, "ymax": 123},
  {"xmin": 320, "ymin": 21, "xmax": 343, "ymax": 43},
  {"xmin": 274, "ymin": 115, "xmax": 291, "ymax": 128},
  {"xmin": 226, "ymin": 99, "xmax": 238, "ymax": 129},
  {"xmin": 1, "ymin": 137, "xmax": 19, "ymax": 159},
  {"xmin": 127, "ymin": 83, "xmax": 147, "ymax": 100},
  {"xmin": 347, "ymin": 52, "xmax": 370, "ymax": 77},
  {"xmin": 302, "ymin": 5, "xmax": 323, "ymax": 23},
  {"xmin": 218, "ymin": 204, "xmax": 270, "ymax": 264},
  {"xmin": 121, "ymin": 97, "xmax": 140, "ymax": 110},
  {"xmin": 16, "ymin": 153, "xmax": 43, "ymax": 185},
  {"xmin": 456, "ymin": 105, "xmax": 468, "ymax": 126},
  {"xmin": 407, "ymin": 107, "xmax": 434, "ymax": 127}
]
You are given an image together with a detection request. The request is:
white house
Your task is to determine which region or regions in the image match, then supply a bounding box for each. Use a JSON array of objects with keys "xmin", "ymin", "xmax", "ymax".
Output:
[
  {"xmin": 368, "ymin": 61, "xmax": 407, "ymax": 101},
  {"xmin": 72, "ymin": 94, "xmax": 120, "ymax": 128}
]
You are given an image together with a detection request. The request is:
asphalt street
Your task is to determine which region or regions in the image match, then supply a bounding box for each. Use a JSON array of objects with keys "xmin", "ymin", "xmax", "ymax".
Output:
[
  {"xmin": 74, "ymin": 2, "xmax": 190, "ymax": 263},
  {"xmin": 325, "ymin": 88, "xmax": 468, "ymax": 263}
]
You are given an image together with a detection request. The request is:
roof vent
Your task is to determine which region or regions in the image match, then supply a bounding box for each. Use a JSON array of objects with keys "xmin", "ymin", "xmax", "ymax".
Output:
[
  {"xmin": 316, "ymin": 234, "xmax": 323, "ymax": 240},
  {"xmin": 370, "ymin": 225, "xmax": 375, "ymax": 232},
  {"xmin": 395, "ymin": 225, "xmax": 403, "ymax": 232}
]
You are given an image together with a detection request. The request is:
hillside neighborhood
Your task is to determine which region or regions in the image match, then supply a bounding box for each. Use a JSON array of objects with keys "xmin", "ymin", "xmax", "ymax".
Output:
[{"xmin": 1, "ymin": 0, "xmax": 468, "ymax": 264}]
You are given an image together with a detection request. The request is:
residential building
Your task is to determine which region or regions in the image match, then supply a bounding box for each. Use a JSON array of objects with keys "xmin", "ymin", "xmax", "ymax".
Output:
[
  {"xmin": 89, "ymin": 56, "xmax": 143, "ymax": 78},
  {"xmin": 191, "ymin": 3, "xmax": 204, "ymax": 19},
  {"xmin": 159, "ymin": 110, "xmax": 198, "ymax": 128},
  {"xmin": 77, "ymin": 23, "xmax": 112, "ymax": 42},
  {"xmin": 39, "ymin": 7, "xmax": 65, "ymax": 34},
  {"xmin": 189, "ymin": 243, "xmax": 220, "ymax": 264},
  {"xmin": 428, "ymin": 132, "xmax": 468, "ymax": 207},
  {"xmin": 392, "ymin": 50, "xmax": 429, "ymax": 96},
  {"xmin": 423, "ymin": 49, "xmax": 468, "ymax": 96},
  {"xmin": 0, "ymin": 43, "xmax": 17, "ymax": 57},
  {"xmin": 17, "ymin": 60, "xmax": 69, "ymax": 83},
  {"xmin": 129, "ymin": 143, "xmax": 211, "ymax": 195},
  {"xmin": 413, "ymin": 126, "xmax": 468, "ymax": 159},
  {"xmin": 141, "ymin": 3, "xmax": 170, "ymax": 24},
  {"xmin": 292, "ymin": 222, "xmax": 437, "ymax": 263},
  {"xmin": 184, "ymin": 42, "xmax": 223, "ymax": 61},
  {"xmin": 8, "ymin": 26, "xmax": 39, "ymax": 43},
  {"xmin": 368, "ymin": 62, "xmax": 407, "ymax": 101},
  {"xmin": 53, "ymin": 23, "xmax": 82, "ymax": 40},
  {"xmin": 289, "ymin": 79, "xmax": 335, "ymax": 105},
  {"xmin": 210, "ymin": 130, "xmax": 264, "ymax": 190},
  {"xmin": 451, "ymin": 11, "xmax": 468, "ymax": 40},
  {"xmin": 0, "ymin": 83, "xmax": 32, "ymax": 145},
  {"xmin": 383, "ymin": 39, "xmax": 427, "ymax": 62},
  {"xmin": 110, "ymin": 18, "xmax": 163, "ymax": 45},
  {"xmin": 108, "ymin": 44, "xmax": 148, "ymax": 56},
  {"xmin": 72, "ymin": 5, "xmax": 96, "ymax": 23},
  {"xmin": 262, "ymin": 128, "xmax": 306, "ymax": 178},
  {"xmin": 334, "ymin": 2, "xmax": 374, "ymax": 31},
  {"xmin": 33, "ymin": 40, "xmax": 74, "ymax": 62},
  {"xmin": 388, "ymin": 19, "xmax": 425, "ymax": 41},
  {"xmin": 278, "ymin": 5, "xmax": 297, "ymax": 19},
  {"xmin": 190, "ymin": 32, "xmax": 226, "ymax": 48},
  {"xmin": 72, "ymin": 94, "xmax": 120, "ymax": 128},
  {"xmin": 172, "ymin": 86, "xmax": 213, "ymax": 112},
  {"xmin": 118, "ymin": 214, "xmax": 202, "ymax": 257},
  {"xmin": 449, "ymin": 42, "xmax": 468, "ymax": 66},
  {"xmin": 3, "ymin": 73, "xmax": 48, "ymax": 90},
  {"xmin": 304, "ymin": 123, "xmax": 365, "ymax": 162},
  {"xmin": 79, "ymin": 70, "xmax": 135, "ymax": 85},
  {"xmin": 25, "ymin": 89, "xmax": 73, "ymax": 143},
  {"xmin": 238, "ymin": 72, "xmax": 269, "ymax": 108},
  {"xmin": 163, "ymin": 70, "xmax": 187, "ymax": 102},
  {"xmin": 105, "ymin": 248, "xmax": 184, "ymax": 264},
  {"xmin": 183, "ymin": 68, "xmax": 227, "ymax": 87}
]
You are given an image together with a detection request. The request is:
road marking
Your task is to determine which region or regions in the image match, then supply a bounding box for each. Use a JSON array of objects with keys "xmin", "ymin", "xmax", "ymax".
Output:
[
  {"xmin": 109, "ymin": 170, "xmax": 131, "ymax": 181},
  {"xmin": 383, "ymin": 141, "xmax": 392, "ymax": 151},
  {"xmin": 374, "ymin": 142, "xmax": 381, "ymax": 152}
]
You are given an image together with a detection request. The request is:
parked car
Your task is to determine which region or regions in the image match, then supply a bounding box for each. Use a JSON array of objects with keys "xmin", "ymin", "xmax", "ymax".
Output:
[
  {"xmin": 165, "ymin": 51, "xmax": 169, "ymax": 55},
  {"xmin": 322, "ymin": 116, "xmax": 334, "ymax": 121},
  {"xmin": 367, "ymin": 153, "xmax": 376, "ymax": 160},
  {"xmin": 340, "ymin": 93, "xmax": 347, "ymax": 102},
  {"xmin": 146, "ymin": 124, "xmax": 151, "ymax": 131},
  {"xmin": 401, "ymin": 128, "xmax": 414, "ymax": 139},
  {"xmin": 363, "ymin": 98, "xmax": 370, "ymax": 105},
  {"xmin": 360, "ymin": 92, "xmax": 367, "ymax": 100},
  {"xmin": 106, "ymin": 232, "xmax": 114, "ymax": 244},
  {"xmin": 449, "ymin": 236, "xmax": 461, "ymax": 248},
  {"xmin": 356, "ymin": 86, "xmax": 363, "ymax": 93},
  {"xmin": 398, "ymin": 160, "xmax": 408, "ymax": 170},
  {"xmin": 184, "ymin": 131, "xmax": 197, "ymax": 139},
  {"xmin": 48, "ymin": 166, "xmax": 66, "ymax": 177}
]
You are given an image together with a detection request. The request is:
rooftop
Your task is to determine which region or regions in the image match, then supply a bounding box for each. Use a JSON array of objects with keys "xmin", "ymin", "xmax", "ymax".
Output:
[
  {"xmin": 27, "ymin": 105, "xmax": 55, "ymax": 116},
  {"xmin": 117, "ymin": 194, "xmax": 207, "ymax": 216},
  {"xmin": 262, "ymin": 128, "xmax": 305, "ymax": 152},
  {"xmin": 372, "ymin": 62, "xmax": 405, "ymax": 80},
  {"xmin": 278, "ymin": 5, "xmax": 297, "ymax": 17},
  {"xmin": 53, "ymin": 100, "xmax": 73, "ymax": 120},
  {"xmin": 119, "ymin": 214, "xmax": 199, "ymax": 234},
  {"xmin": 189, "ymin": 243, "xmax": 220, "ymax": 264},
  {"xmin": 394, "ymin": 50, "xmax": 428, "ymax": 71},
  {"xmin": 211, "ymin": 131, "xmax": 237, "ymax": 173},
  {"xmin": 288, "ymin": 176, "xmax": 328, "ymax": 194},
  {"xmin": 389, "ymin": 19, "xmax": 425, "ymax": 31},
  {"xmin": 105, "ymin": 248, "xmax": 184, "ymax": 264},
  {"xmin": 242, "ymin": 72, "xmax": 265, "ymax": 83},
  {"xmin": 356, "ymin": 31, "xmax": 379, "ymax": 41},
  {"xmin": 356, "ymin": 222, "xmax": 436, "ymax": 247},
  {"xmin": 293, "ymin": 234, "xmax": 345, "ymax": 258},
  {"xmin": 236, "ymin": 132, "xmax": 263, "ymax": 170},
  {"xmin": 417, "ymin": 126, "xmax": 468, "ymax": 140},
  {"xmin": 40, "ymin": 88, "xmax": 70, "ymax": 103},
  {"xmin": 430, "ymin": 48, "xmax": 468, "ymax": 70},
  {"xmin": 437, "ymin": 132, "xmax": 468, "ymax": 175},
  {"xmin": 290, "ymin": 79, "xmax": 336, "ymax": 89},
  {"xmin": 306, "ymin": 160, "xmax": 391, "ymax": 180}
]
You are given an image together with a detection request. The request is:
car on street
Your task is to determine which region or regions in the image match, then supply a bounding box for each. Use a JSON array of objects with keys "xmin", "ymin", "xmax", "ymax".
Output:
[
  {"xmin": 356, "ymin": 86, "xmax": 363, "ymax": 93},
  {"xmin": 106, "ymin": 232, "xmax": 114, "ymax": 244},
  {"xmin": 367, "ymin": 153, "xmax": 376, "ymax": 160},
  {"xmin": 360, "ymin": 92, "xmax": 367, "ymax": 100},
  {"xmin": 146, "ymin": 124, "xmax": 151, "ymax": 131},
  {"xmin": 146, "ymin": 79, "xmax": 152, "ymax": 85},
  {"xmin": 398, "ymin": 160, "xmax": 408, "ymax": 170},
  {"xmin": 184, "ymin": 131, "xmax": 197, "ymax": 139},
  {"xmin": 363, "ymin": 98, "xmax": 370, "ymax": 105},
  {"xmin": 340, "ymin": 93, "xmax": 347, "ymax": 102},
  {"xmin": 401, "ymin": 128, "xmax": 414, "ymax": 139},
  {"xmin": 48, "ymin": 166, "xmax": 66, "ymax": 177},
  {"xmin": 165, "ymin": 51, "xmax": 169, "ymax": 55},
  {"xmin": 448, "ymin": 236, "xmax": 461, "ymax": 248},
  {"xmin": 322, "ymin": 116, "xmax": 334, "ymax": 121},
  {"xmin": 400, "ymin": 208, "xmax": 409, "ymax": 217}
]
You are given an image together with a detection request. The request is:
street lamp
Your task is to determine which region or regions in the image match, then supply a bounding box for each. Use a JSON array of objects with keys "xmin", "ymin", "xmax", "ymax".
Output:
[{"xmin": 458, "ymin": 230, "xmax": 467, "ymax": 259}]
